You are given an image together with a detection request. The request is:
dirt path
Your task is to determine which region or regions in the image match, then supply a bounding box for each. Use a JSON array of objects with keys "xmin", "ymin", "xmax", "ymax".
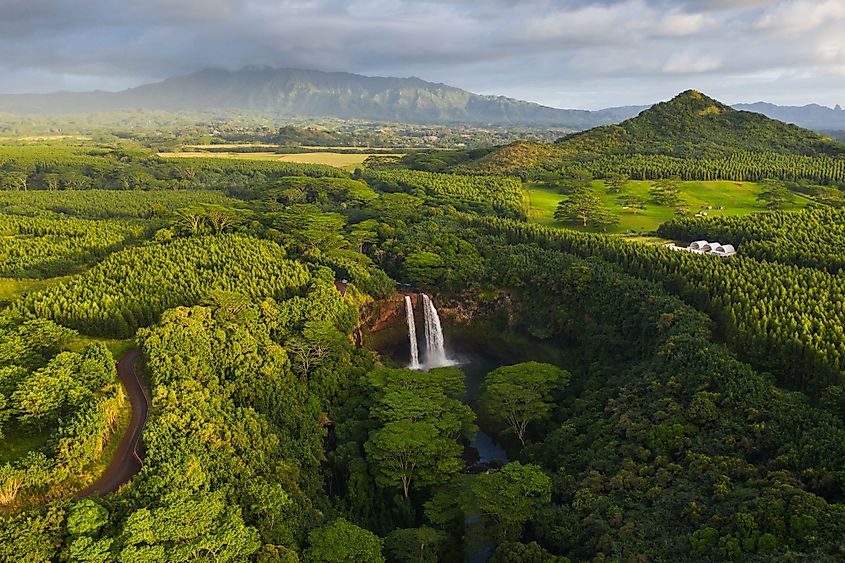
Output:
[{"xmin": 78, "ymin": 348, "xmax": 148, "ymax": 497}]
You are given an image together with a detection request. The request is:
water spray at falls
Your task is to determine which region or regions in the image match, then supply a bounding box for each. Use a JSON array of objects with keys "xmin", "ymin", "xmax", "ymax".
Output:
[
  {"xmin": 404, "ymin": 295, "xmax": 421, "ymax": 369},
  {"xmin": 422, "ymin": 294, "xmax": 454, "ymax": 368}
]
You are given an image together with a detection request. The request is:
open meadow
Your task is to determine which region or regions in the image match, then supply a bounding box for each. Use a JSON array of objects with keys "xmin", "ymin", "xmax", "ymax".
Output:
[{"xmin": 526, "ymin": 179, "xmax": 812, "ymax": 234}]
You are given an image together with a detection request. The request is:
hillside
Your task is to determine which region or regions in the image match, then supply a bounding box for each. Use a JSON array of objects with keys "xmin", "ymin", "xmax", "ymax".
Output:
[
  {"xmin": 458, "ymin": 90, "xmax": 845, "ymax": 175},
  {"xmin": 582, "ymin": 91, "xmax": 844, "ymax": 157},
  {"xmin": 0, "ymin": 67, "xmax": 629, "ymax": 128}
]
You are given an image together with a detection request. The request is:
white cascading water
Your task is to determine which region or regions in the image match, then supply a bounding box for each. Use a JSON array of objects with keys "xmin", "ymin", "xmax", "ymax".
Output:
[
  {"xmin": 404, "ymin": 295, "xmax": 421, "ymax": 369},
  {"xmin": 422, "ymin": 293, "xmax": 454, "ymax": 367}
]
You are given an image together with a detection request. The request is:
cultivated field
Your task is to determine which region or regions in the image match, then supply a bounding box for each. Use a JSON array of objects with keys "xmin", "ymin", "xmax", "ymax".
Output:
[{"xmin": 159, "ymin": 150, "xmax": 404, "ymax": 169}]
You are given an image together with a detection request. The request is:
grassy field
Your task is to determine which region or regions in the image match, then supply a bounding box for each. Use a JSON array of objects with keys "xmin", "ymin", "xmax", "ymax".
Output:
[
  {"xmin": 526, "ymin": 180, "xmax": 812, "ymax": 234},
  {"xmin": 185, "ymin": 143, "xmax": 279, "ymax": 149},
  {"xmin": 159, "ymin": 150, "xmax": 404, "ymax": 170},
  {"xmin": 0, "ymin": 275, "xmax": 75, "ymax": 305}
]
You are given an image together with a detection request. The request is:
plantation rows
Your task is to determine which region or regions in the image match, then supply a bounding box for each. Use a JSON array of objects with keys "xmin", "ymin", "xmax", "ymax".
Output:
[
  {"xmin": 0, "ymin": 214, "xmax": 144, "ymax": 278},
  {"xmin": 658, "ymin": 207, "xmax": 845, "ymax": 273},
  {"xmin": 15, "ymin": 235, "xmax": 314, "ymax": 337},
  {"xmin": 559, "ymin": 151, "xmax": 845, "ymax": 183},
  {"xmin": 364, "ymin": 169, "xmax": 526, "ymax": 219},
  {"xmin": 464, "ymin": 214, "xmax": 845, "ymax": 392},
  {"xmin": 0, "ymin": 144, "xmax": 347, "ymax": 192},
  {"xmin": 0, "ymin": 189, "xmax": 236, "ymax": 219}
]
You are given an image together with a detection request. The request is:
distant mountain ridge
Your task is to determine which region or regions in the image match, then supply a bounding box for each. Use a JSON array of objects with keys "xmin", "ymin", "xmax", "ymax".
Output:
[
  {"xmin": 456, "ymin": 90, "xmax": 845, "ymax": 174},
  {"xmin": 0, "ymin": 67, "xmax": 842, "ymax": 132},
  {"xmin": 734, "ymin": 102, "xmax": 845, "ymax": 132},
  {"xmin": 0, "ymin": 67, "xmax": 631, "ymax": 128}
]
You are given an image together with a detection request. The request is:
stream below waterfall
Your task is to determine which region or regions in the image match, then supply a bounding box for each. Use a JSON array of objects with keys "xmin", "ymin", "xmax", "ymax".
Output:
[
  {"xmin": 400, "ymin": 294, "xmax": 509, "ymax": 562},
  {"xmin": 400, "ymin": 293, "xmax": 510, "ymax": 465},
  {"xmin": 365, "ymin": 293, "xmax": 571, "ymax": 561},
  {"xmin": 370, "ymin": 294, "xmax": 512, "ymax": 563}
]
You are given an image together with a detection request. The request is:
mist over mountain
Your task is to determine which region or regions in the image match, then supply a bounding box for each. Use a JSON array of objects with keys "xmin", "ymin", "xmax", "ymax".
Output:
[
  {"xmin": 0, "ymin": 67, "xmax": 841, "ymax": 133},
  {"xmin": 0, "ymin": 67, "xmax": 633, "ymax": 129}
]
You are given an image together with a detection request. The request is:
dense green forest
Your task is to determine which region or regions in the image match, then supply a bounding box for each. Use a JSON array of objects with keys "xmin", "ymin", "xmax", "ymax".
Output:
[
  {"xmin": 2, "ymin": 96, "xmax": 845, "ymax": 562},
  {"xmin": 658, "ymin": 207, "xmax": 845, "ymax": 272}
]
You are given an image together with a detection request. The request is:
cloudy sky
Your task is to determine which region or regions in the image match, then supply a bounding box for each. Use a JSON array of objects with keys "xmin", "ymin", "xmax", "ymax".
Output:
[{"xmin": 1, "ymin": 0, "xmax": 844, "ymax": 109}]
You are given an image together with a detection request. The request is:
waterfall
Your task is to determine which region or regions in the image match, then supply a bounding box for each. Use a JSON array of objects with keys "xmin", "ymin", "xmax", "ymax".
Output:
[
  {"xmin": 404, "ymin": 295, "xmax": 421, "ymax": 369},
  {"xmin": 422, "ymin": 294, "xmax": 454, "ymax": 368}
]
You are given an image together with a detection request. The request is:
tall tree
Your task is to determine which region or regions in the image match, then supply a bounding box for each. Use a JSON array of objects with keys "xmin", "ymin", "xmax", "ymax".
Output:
[
  {"xmin": 479, "ymin": 362, "xmax": 569, "ymax": 446},
  {"xmin": 470, "ymin": 462, "xmax": 553, "ymax": 542},
  {"xmin": 304, "ymin": 519, "xmax": 385, "ymax": 563},
  {"xmin": 757, "ymin": 179, "xmax": 796, "ymax": 210},
  {"xmin": 604, "ymin": 173, "xmax": 629, "ymax": 194},
  {"xmin": 649, "ymin": 177, "xmax": 682, "ymax": 206},
  {"xmin": 364, "ymin": 420, "xmax": 463, "ymax": 498},
  {"xmin": 618, "ymin": 193, "xmax": 647, "ymax": 214},
  {"xmin": 554, "ymin": 191, "xmax": 616, "ymax": 229},
  {"xmin": 384, "ymin": 527, "xmax": 446, "ymax": 563}
]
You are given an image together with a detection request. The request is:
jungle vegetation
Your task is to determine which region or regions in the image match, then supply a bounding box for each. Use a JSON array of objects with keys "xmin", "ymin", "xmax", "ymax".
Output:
[{"xmin": 2, "ymin": 93, "xmax": 845, "ymax": 562}]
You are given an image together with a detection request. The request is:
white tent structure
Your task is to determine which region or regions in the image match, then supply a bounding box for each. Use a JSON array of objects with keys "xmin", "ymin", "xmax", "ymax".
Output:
[
  {"xmin": 711, "ymin": 244, "xmax": 736, "ymax": 257},
  {"xmin": 667, "ymin": 240, "xmax": 737, "ymax": 257}
]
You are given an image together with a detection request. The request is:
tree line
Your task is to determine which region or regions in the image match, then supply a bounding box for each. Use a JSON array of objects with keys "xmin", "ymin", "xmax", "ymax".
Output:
[
  {"xmin": 14, "ymin": 235, "xmax": 314, "ymax": 337},
  {"xmin": 0, "ymin": 214, "xmax": 145, "ymax": 278},
  {"xmin": 0, "ymin": 144, "xmax": 347, "ymax": 192},
  {"xmin": 658, "ymin": 206, "xmax": 845, "ymax": 273},
  {"xmin": 363, "ymin": 169, "xmax": 526, "ymax": 219}
]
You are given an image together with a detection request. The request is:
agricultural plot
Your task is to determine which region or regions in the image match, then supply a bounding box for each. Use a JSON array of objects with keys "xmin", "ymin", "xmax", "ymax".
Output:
[{"xmin": 159, "ymin": 150, "xmax": 404, "ymax": 169}]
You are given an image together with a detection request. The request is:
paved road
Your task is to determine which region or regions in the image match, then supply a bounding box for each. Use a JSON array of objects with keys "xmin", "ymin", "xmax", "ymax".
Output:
[{"xmin": 78, "ymin": 348, "xmax": 148, "ymax": 497}]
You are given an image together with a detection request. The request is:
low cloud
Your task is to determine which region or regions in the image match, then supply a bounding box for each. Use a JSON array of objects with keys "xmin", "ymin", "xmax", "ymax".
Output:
[
  {"xmin": 663, "ymin": 53, "xmax": 723, "ymax": 74},
  {"xmin": 0, "ymin": 0, "xmax": 843, "ymax": 108}
]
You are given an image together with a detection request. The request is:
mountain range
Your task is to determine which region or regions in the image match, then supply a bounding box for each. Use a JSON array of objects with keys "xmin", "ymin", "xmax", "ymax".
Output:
[
  {"xmin": 0, "ymin": 67, "xmax": 843, "ymax": 132},
  {"xmin": 454, "ymin": 90, "xmax": 845, "ymax": 174}
]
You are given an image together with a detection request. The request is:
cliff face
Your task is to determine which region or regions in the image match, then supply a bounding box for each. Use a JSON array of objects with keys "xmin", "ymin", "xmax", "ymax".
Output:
[
  {"xmin": 436, "ymin": 292, "xmax": 515, "ymax": 326},
  {"xmin": 360, "ymin": 293, "xmax": 414, "ymax": 334},
  {"xmin": 356, "ymin": 291, "xmax": 514, "ymax": 349},
  {"xmin": 356, "ymin": 292, "xmax": 416, "ymax": 351}
]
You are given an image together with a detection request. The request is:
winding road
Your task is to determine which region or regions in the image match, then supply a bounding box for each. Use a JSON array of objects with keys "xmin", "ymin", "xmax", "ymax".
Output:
[{"xmin": 78, "ymin": 348, "xmax": 149, "ymax": 497}]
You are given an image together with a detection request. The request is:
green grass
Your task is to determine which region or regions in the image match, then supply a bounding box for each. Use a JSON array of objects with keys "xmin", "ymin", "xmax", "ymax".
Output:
[
  {"xmin": 526, "ymin": 180, "xmax": 812, "ymax": 234},
  {"xmin": 0, "ymin": 275, "xmax": 75, "ymax": 305},
  {"xmin": 0, "ymin": 424, "xmax": 52, "ymax": 464}
]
